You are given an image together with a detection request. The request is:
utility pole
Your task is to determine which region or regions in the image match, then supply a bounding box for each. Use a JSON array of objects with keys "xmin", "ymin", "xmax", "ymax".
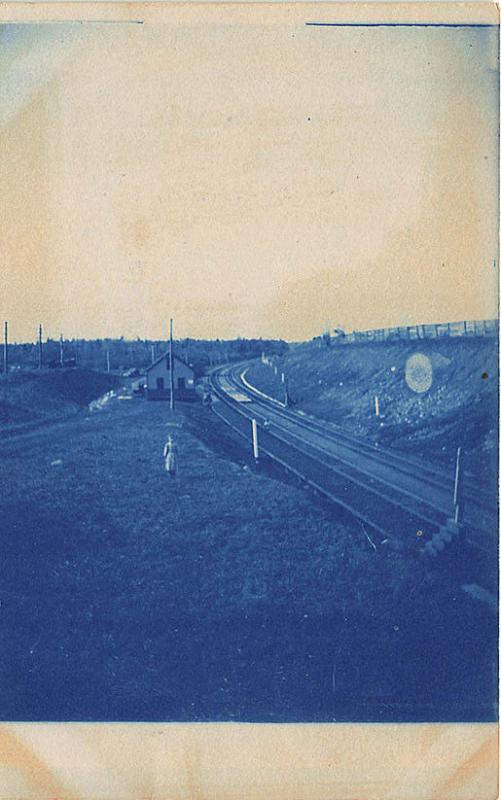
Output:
[
  {"xmin": 169, "ymin": 318, "xmax": 175, "ymax": 411},
  {"xmin": 3, "ymin": 321, "xmax": 8, "ymax": 375},
  {"xmin": 106, "ymin": 350, "xmax": 111, "ymax": 373},
  {"xmin": 284, "ymin": 379, "xmax": 290, "ymax": 408},
  {"xmin": 151, "ymin": 344, "xmax": 155, "ymax": 365},
  {"xmin": 59, "ymin": 333, "xmax": 64, "ymax": 368},
  {"xmin": 38, "ymin": 324, "xmax": 43, "ymax": 369}
]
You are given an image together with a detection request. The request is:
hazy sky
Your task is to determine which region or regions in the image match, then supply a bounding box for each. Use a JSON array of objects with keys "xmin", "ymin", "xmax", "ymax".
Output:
[{"xmin": 0, "ymin": 12, "xmax": 498, "ymax": 341}]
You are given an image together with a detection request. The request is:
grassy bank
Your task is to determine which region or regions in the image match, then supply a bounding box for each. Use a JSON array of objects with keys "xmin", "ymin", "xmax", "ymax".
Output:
[
  {"xmin": 0, "ymin": 369, "xmax": 120, "ymax": 431},
  {"xmin": 0, "ymin": 396, "xmax": 495, "ymax": 721}
]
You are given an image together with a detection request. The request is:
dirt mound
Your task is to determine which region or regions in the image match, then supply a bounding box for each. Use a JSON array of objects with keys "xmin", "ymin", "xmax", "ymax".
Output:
[{"xmin": 0, "ymin": 369, "xmax": 120, "ymax": 428}]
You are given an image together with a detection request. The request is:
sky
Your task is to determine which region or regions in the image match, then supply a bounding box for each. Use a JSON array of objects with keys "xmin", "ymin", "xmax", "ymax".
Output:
[{"xmin": 0, "ymin": 11, "xmax": 498, "ymax": 342}]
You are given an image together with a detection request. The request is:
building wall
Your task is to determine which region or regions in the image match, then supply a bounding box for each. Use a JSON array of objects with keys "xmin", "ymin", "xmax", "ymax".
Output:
[{"xmin": 146, "ymin": 355, "xmax": 196, "ymax": 400}]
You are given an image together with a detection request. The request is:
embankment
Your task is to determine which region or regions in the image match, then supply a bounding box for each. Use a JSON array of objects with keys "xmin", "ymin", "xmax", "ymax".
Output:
[
  {"xmin": 247, "ymin": 337, "xmax": 498, "ymax": 479},
  {"xmin": 0, "ymin": 368, "xmax": 120, "ymax": 432}
]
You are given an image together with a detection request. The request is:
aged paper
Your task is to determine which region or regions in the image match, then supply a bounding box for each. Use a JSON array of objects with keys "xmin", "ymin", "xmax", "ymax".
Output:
[{"xmin": 0, "ymin": 2, "xmax": 498, "ymax": 798}]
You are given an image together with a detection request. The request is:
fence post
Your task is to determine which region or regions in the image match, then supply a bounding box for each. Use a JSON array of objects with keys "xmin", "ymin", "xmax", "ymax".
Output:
[
  {"xmin": 252, "ymin": 418, "xmax": 259, "ymax": 462},
  {"xmin": 453, "ymin": 446, "xmax": 464, "ymax": 525}
]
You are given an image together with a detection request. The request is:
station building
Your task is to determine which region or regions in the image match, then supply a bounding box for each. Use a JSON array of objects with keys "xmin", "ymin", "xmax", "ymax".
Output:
[{"xmin": 145, "ymin": 352, "xmax": 196, "ymax": 401}]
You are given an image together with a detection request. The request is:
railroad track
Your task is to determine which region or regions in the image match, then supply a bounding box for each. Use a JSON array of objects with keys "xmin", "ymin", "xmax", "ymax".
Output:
[
  {"xmin": 208, "ymin": 362, "xmax": 496, "ymax": 549},
  {"xmin": 236, "ymin": 365, "xmax": 496, "ymax": 517}
]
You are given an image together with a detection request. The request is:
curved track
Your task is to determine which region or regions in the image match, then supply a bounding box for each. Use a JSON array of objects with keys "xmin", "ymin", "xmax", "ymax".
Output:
[{"xmin": 209, "ymin": 361, "xmax": 496, "ymax": 547}]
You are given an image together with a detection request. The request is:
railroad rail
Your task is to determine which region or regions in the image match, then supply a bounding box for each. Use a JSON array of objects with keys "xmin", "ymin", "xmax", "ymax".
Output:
[
  {"xmin": 237, "ymin": 367, "xmax": 495, "ymax": 517},
  {"xmin": 208, "ymin": 362, "xmax": 496, "ymax": 550}
]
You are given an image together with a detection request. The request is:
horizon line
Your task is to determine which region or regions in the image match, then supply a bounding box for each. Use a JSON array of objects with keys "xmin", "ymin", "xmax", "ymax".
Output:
[{"xmin": 3, "ymin": 317, "xmax": 498, "ymax": 348}]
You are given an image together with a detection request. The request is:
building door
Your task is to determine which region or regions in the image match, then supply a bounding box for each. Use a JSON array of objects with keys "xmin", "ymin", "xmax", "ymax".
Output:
[
  {"xmin": 157, "ymin": 377, "xmax": 164, "ymax": 389},
  {"xmin": 178, "ymin": 377, "xmax": 186, "ymax": 390}
]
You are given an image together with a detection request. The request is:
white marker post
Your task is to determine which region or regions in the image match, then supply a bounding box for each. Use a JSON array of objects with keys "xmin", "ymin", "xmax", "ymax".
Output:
[
  {"xmin": 374, "ymin": 395, "xmax": 380, "ymax": 417},
  {"xmin": 453, "ymin": 446, "xmax": 463, "ymax": 525},
  {"xmin": 106, "ymin": 350, "xmax": 111, "ymax": 373},
  {"xmin": 281, "ymin": 372, "xmax": 285, "ymax": 383},
  {"xmin": 252, "ymin": 418, "xmax": 259, "ymax": 462}
]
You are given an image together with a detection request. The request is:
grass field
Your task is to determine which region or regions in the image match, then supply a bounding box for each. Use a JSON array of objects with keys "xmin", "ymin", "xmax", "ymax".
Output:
[{"xmin": 0, "ymin": 382, "xmax": 496, "ymax": 721}]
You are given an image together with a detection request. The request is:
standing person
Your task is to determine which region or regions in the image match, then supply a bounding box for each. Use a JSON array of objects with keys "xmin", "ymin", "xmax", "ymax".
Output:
[{"xmin": 163, "ymin": 435, "xmax": 177, "ymax": 477}]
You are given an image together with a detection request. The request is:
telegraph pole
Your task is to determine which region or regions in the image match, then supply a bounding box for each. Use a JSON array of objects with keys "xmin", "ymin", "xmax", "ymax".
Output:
[
  {"xmin": 59, "ymin": 333, "xmax": 64, "ymax": 368},
  {"xmin": 169, "ymin": 318, "xmax": 175, "ymax": 411},
  {"xmin": 284, "ymin": 376, "xmax": 290, "ymax": 408},
  {"xmin": 3, "ymin": 321, "xmax": 8, "ymax": 375},
  {"xmin": 38, "ymin": 324, "xmax": 43, "ymax": 369}
]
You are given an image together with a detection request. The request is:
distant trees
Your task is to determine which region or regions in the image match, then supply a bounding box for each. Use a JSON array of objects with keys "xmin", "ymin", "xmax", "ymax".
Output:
[{"xmin": 4, "ymin": 337, "xmax": 289, "ymax": 375}]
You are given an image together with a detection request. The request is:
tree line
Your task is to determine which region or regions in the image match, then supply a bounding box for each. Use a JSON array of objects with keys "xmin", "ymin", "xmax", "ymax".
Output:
[{"xmin": 2, "ymin": 337, "xmax": 288, "ymax": 377}]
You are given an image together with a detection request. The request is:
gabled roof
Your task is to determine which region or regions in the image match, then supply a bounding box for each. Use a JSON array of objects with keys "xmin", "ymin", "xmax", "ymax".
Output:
[{"xmin": 146, "ymin": 351, "xmax": 194, "ymax": 373}]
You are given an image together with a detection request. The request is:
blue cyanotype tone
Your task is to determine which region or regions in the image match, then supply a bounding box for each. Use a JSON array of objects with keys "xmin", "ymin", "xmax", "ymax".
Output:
[{"xmin": 0, "ymin": 19, "xmax": 498, "ymax": 723}]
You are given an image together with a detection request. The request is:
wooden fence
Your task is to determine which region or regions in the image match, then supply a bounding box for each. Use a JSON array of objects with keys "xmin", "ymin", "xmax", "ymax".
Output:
[{"xmin": 335, "ymin": 319, "xmax": 498, "ymax": 345}]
